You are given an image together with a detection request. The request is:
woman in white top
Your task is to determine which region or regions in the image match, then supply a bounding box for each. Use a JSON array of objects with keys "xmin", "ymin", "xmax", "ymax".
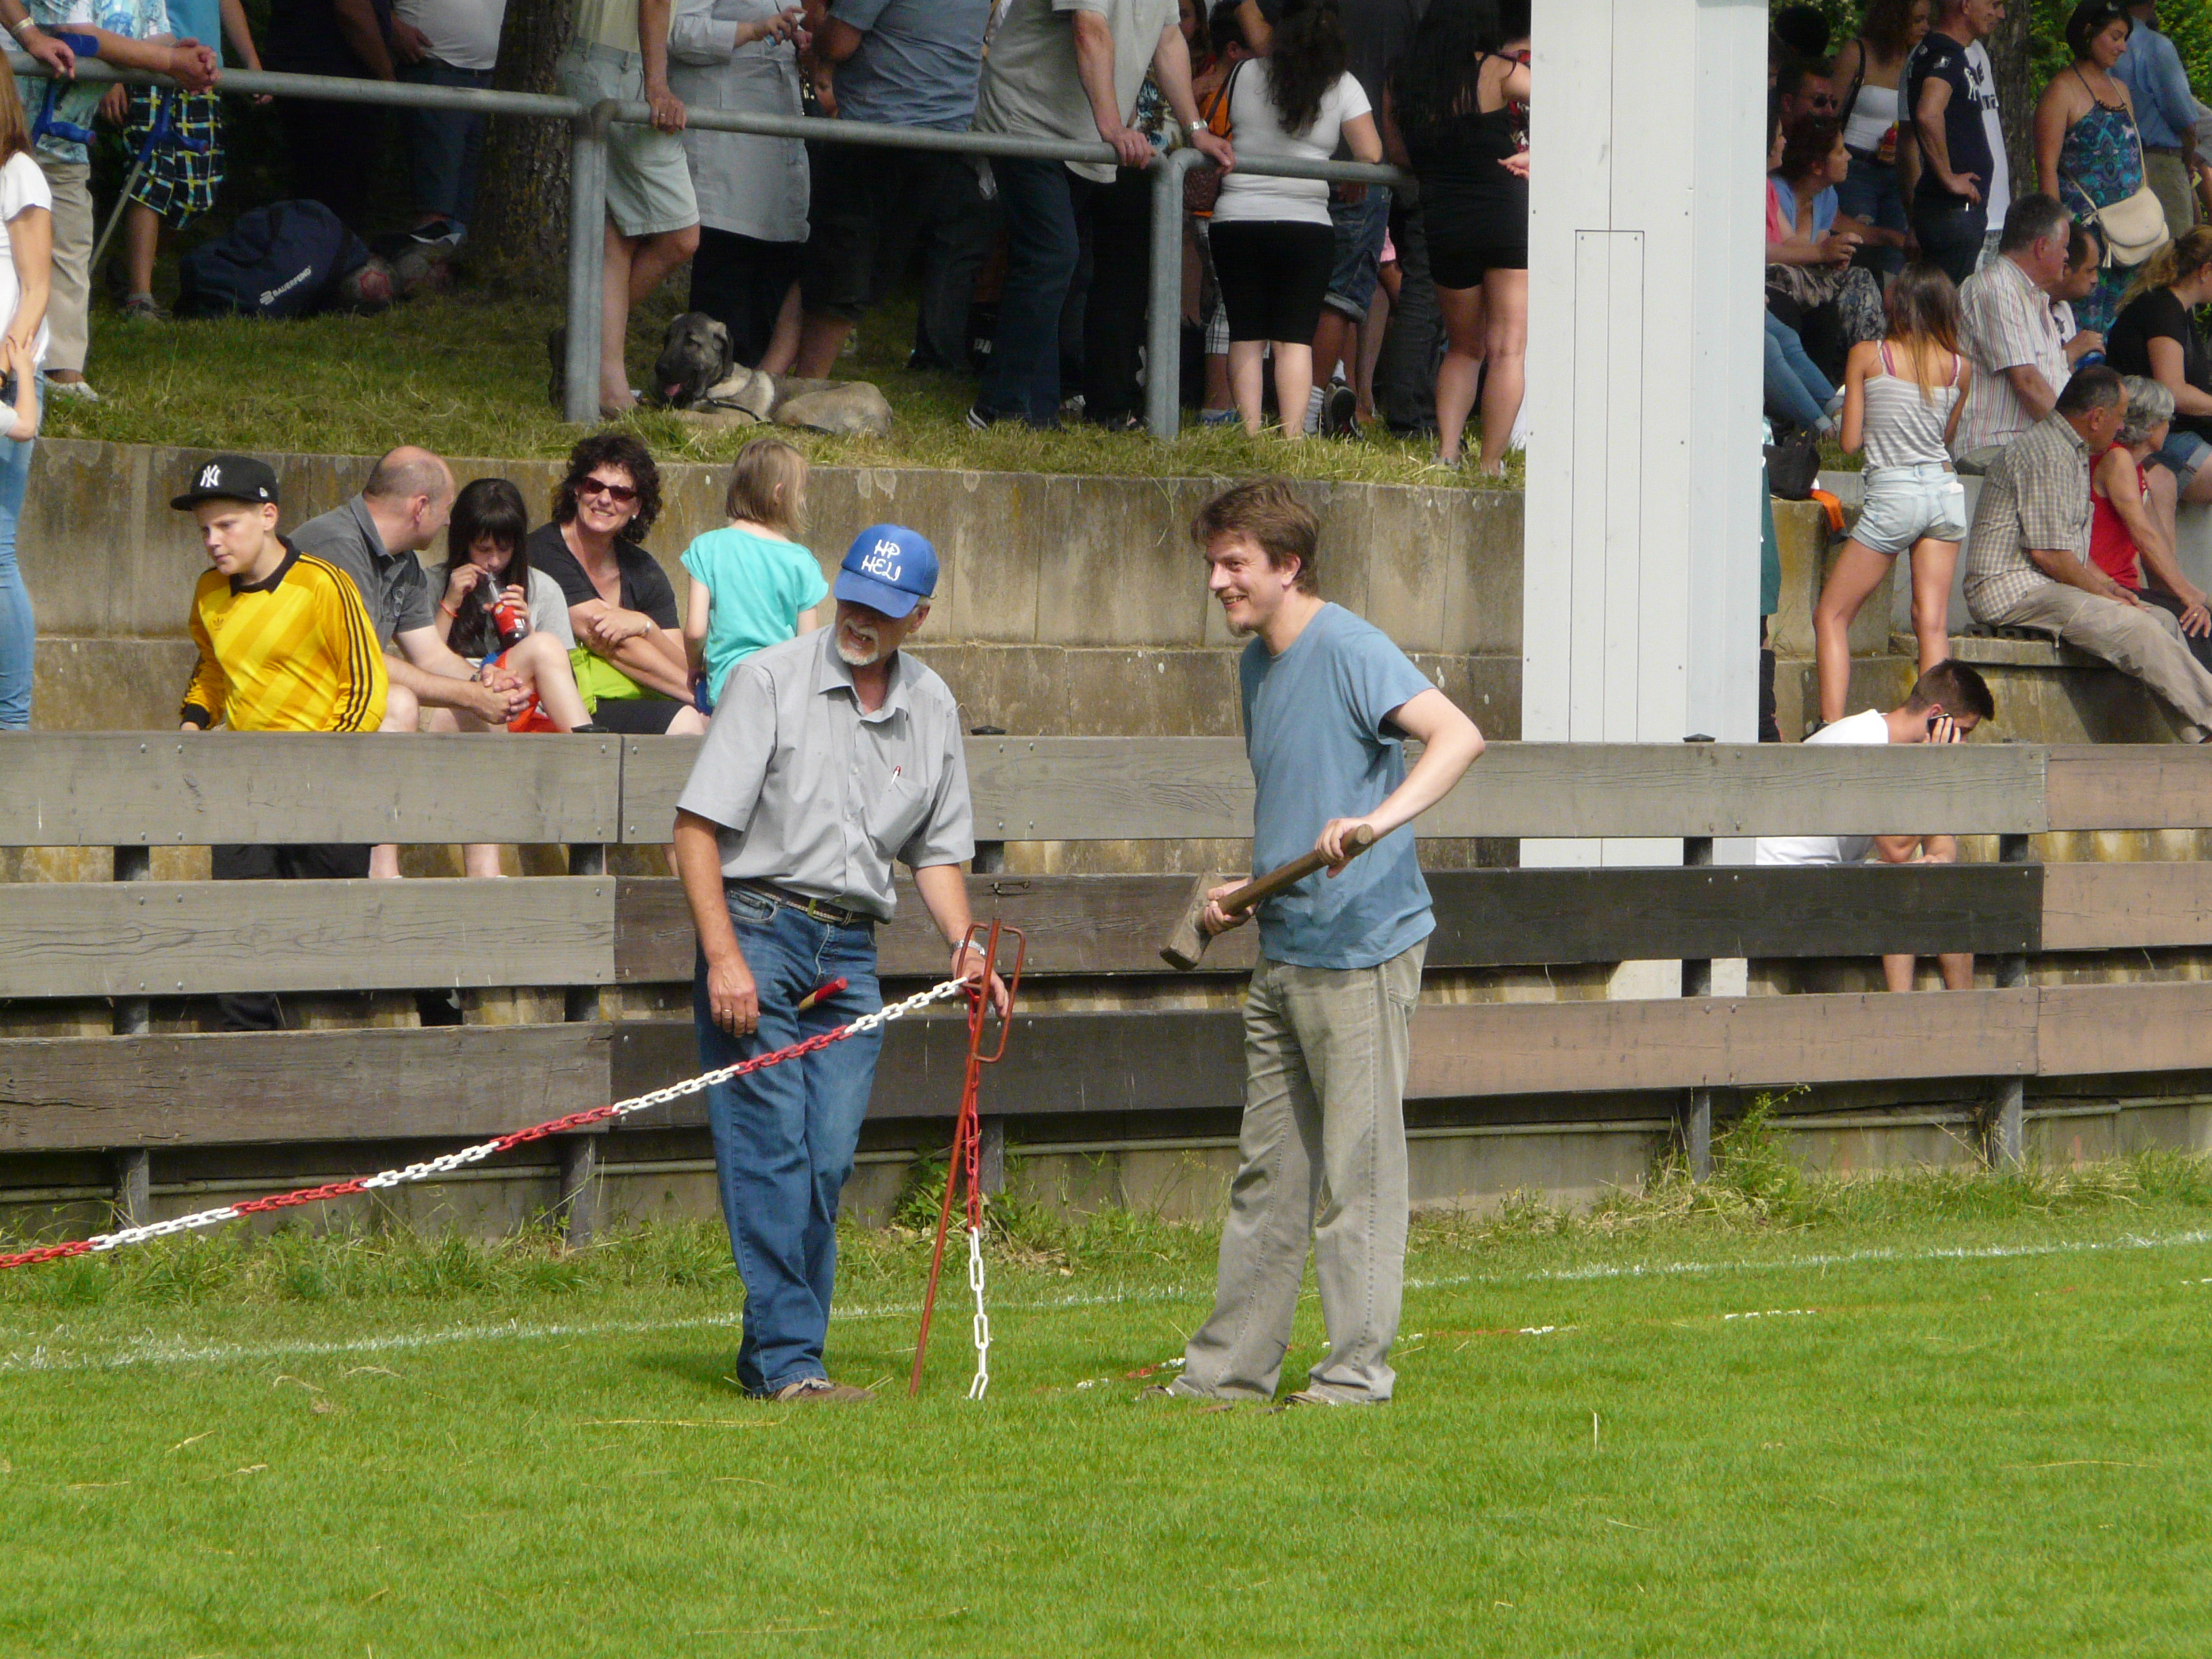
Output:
[
  {"xmin": 1206, "ymin": 0, "xmax": 1382, "ymax": 438},
  {"xmin": 1812, "ymin": 263, "xmax": 1971, "ymax": 727},
  {"xmin": 1829, "ymin": 0, "xmax": 1930, "ymax": 283},
  {"xmin": 0, "ymin": 57, "xmax": 49, "ymax": 733},
  {"xmin": 668, "ymin": 0, "xmax": 806, "ymax": 372}
]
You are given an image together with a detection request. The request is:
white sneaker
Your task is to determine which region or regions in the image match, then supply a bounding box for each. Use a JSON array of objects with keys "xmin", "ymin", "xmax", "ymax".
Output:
[{"xmin": 46, "ymin": 377, "xmax": 98, "ymax": 402}]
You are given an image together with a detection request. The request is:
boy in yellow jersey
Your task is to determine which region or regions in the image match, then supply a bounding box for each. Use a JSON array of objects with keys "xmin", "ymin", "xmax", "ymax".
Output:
[{"xmin": 175, "ymin": 455, "xmax": 389, "ymax": 1029}]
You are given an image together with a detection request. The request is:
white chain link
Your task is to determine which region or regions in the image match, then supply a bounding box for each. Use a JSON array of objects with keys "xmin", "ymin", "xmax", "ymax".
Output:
[
  {"xmin": 81, "ymin": 978, "xmax": 970, "ymax": 1258},
  {"xmin": 966, "ymin": 1223, "xmax": 991, "ymax": 1400}
]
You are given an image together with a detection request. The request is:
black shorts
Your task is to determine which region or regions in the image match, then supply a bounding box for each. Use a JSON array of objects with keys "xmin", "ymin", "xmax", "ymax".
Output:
[
  {"xmin": 1208, "ymin": 219, "xmax": 1336, "ymax": 344},
  {"xmin": 589, "ymin": 696, "xmax": 689, "ymax": 735},
  {"xmin": 1428, "ymin": 238, "xmax": 1526, "ymax": 289}
]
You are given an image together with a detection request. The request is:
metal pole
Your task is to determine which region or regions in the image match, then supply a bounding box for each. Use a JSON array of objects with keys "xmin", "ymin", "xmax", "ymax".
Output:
[
  {"xmin": 1989, "ymin": 831, "xmax": 2034, "ymax": 1167},
  {"xmin": 1146, "ymin": 148, "xmax": 1202, "ymax": 442},
  {"xmin": 1679, "ymin": 834, "xmax": 1714, "ymax": 1178},
  {"xmin": 564, "ymin": 104, "xmax": 611, "ymax": 425}
]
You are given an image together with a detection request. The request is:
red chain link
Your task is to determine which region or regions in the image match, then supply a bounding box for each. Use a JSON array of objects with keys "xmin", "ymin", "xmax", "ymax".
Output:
[{"xmin": 0, "ymin": 1239, "xmax": 96, "ymax": 1271}]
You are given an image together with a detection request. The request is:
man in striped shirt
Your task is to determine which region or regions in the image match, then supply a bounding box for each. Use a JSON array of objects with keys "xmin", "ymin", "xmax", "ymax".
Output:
[
  {"xmin": 1953, "ymin": 195, "xmax": 2076, "ymax": 471},
  {"xmin": 176, "ymin": 455, "xmax": 388, "ymax": 1028}
]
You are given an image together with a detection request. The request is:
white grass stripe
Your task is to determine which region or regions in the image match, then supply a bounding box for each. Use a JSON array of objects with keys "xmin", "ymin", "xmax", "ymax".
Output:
[{"xmin": 4, "ymin": 1226, "xmax": 2208, "ymax": 1376}]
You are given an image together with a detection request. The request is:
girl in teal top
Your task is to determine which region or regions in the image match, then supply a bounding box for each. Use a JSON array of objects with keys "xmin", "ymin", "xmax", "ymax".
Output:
[{"xmin": 681, "ymin": 438, "xmax": 828, "ymax": 710}]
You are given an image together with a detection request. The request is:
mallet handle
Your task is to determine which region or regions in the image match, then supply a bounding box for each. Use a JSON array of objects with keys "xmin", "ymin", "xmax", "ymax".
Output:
[{"xmin": 1221, "ymin": 822, "xmax": 1378, "ymax": 918}]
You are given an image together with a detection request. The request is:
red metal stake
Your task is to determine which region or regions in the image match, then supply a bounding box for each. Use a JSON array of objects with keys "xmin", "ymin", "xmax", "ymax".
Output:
[{"xmin": 909, "ymin": 920, "xmax": 1024, "ymax": 1397}]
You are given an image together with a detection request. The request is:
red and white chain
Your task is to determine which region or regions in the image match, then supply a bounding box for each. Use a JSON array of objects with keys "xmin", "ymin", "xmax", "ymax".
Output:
[
  {"xmin": 0, "ymin": 978, "xmax": 968, "ymax": 1271},
  {"xmin": 966, "ymin": 1223, "xmax": 991, "ymax": 1399}
]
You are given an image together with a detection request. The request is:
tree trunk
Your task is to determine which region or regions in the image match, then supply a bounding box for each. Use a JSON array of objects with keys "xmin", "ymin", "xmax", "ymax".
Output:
[
  {"xmin": 1986, "ymin": 2, "xmax": 2036, "ymax": 208},
  {"xmin": 473, "ymin": 0, "xmax": 575, "ymax": 280}
]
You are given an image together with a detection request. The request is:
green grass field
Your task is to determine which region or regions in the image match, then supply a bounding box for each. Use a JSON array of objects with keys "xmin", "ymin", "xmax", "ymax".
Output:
[
  {"xmin": 4, "ymin": 1131, "xmax": 2211, "ymax": 1657},
  {"xmin": 41, "ymin": 280, "xmax": 1510, "ymax": 491}
]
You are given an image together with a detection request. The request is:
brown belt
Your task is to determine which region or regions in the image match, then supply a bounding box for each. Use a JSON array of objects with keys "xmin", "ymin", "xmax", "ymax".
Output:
[{"xmin": 729, "ymin": 878, "xmax": 871, "ymax": 928}]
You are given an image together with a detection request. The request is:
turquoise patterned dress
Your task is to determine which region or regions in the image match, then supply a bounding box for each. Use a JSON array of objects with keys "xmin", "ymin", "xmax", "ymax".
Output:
[{"xmin": 2058, "ymin": 91, "xmax": 2147, "ymax": 335}]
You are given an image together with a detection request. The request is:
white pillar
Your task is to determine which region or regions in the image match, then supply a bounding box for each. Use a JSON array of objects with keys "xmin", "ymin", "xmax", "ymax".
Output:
[{"xmin": 1521, "ymin": 0, "xmax": 1769, "ymax": 873}]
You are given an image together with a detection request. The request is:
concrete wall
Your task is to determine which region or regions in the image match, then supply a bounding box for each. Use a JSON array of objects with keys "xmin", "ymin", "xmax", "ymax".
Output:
[{"xmin": 22, "ymin": 440, "xmax": 1523, "ymax": 736}]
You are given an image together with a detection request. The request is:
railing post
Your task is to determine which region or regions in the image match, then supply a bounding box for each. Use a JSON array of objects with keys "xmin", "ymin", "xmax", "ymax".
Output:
[
  {"xmin": 1988, "ymin": 831, "xmax": 2034, "ymax": 1167},
  {"xmin": 564, "ymin": 104, "xmax": 613, "ymax": 425},
  {"xmin": 557, "ymin": 836, "xmax": 610, "ymax": 1242},
  {"xmin": 557, "ymin": 1134, "xmax": 599, "ymax": 1249},
  {"xmin": 1146, "ymin": 147, "xmax": 1202, "ymax": 442},
  {"xmin": 1679, "ymin": 834, "xmax": 1714, "ymax": 1179},
  {"xmin": 978, "ymin": 1115, "xmax": 1006, "ymax": 1197},
  {"xmin": 110, "ymin": 844, "xmax": 154, "ymax": 1225}
]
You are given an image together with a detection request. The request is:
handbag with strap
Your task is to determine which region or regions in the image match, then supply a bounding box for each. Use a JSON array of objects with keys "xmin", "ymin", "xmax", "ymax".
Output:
[
  {"xmin": 1183, "ymin": 59, "xmax": 1242, "ymax": 218},
  {"xmin": 2068, "ymin": 70, "xmax": 2171, "ymax": 268}
]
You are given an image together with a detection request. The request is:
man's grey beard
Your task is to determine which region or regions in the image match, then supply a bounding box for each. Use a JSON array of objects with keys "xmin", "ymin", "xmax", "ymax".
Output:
[{"xmin": 836, "ymin": 626, "xmax": 884, "ymax": 667}]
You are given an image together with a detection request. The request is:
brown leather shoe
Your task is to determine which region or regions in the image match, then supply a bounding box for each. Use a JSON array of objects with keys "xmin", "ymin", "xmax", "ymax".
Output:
[{"xmin": 769, "ymin": 1376, "xmax": 872, "ymax": 1404}]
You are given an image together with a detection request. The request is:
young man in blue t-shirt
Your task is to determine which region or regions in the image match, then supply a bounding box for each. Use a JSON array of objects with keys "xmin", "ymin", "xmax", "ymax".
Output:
[{"xmin": 1162, "ymin": 479, "xmax": 1484, "ymax": 1407}]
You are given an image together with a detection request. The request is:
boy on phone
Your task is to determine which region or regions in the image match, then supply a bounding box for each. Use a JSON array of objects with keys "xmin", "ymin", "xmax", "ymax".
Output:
[{"xmin": 1755, "ymin": 659, "xmax": 1997, "ymax": 991}]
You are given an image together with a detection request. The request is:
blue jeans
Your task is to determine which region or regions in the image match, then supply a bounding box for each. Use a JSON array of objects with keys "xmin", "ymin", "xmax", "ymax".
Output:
[
  {"xmin": 1324, "ymin": 183, "xmax": 1393, "ymax": 320},
  {"xmin": 400, "ymin": 59, "xmax": 491, "ymax": 224},
  {"xmin": 1911, "ymin": 194, "xmax": 1986, "ymax": 287},
  {"xmin": 1837, "ymin": 152, "xmax": 1906, "ymax": 278},
  {"xmin": 1764, "ymin": 308, "xmax": 1834, "ymax": 431},
  {"xmin": 980, "ymin": 155, "xmax": 1085, "ymax": 426},
  {"xmin": 0, "ymin": 388, "xmax": 37, "ymax": 731},
  {"xmin": 695, "ymin": 887, "xmax": 885, "ymax": 1395}
]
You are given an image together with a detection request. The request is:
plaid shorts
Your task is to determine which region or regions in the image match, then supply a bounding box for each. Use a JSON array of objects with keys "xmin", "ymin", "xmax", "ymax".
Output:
[{"xmin": 123, "ymin": 89, "xmax": 224, "ymax": 226}]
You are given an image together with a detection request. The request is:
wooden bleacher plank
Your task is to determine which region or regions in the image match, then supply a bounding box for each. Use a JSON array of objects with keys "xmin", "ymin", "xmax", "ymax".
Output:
[
  {"xmin": 1416, "ymin": 743, "xmax": 2049, "ymax": 839},
  {"xmin": 609, "ymin": 1010, "xmax": 1246, "ymax": 1126},
  {"xmin": 609, "ymin": 863, "xmax": 2043, "ymax": 983},
  {"xmin": 0, "ymin": 979, "xmax": 2196, "ymax": 1157},
  {"xmin": 617, "ymin": 737, "xmax": 2051, "ymax": 845},
  {"xmin": 1423, "ymin": 864, "xmax": 2041, "ymax": 963},
  {"xmin": 0, "ymin": 732, "xmax": 622, "ymax": 848},
  {"xmin": 0, "ymin": 878, "xmax": 617, "ymax": 998},
  {"xmin": 1405, "ymin": 989, "xmax": 2040, "ymax": 1096},
  {"xmin": 0, "ymin": 1025, "xmax": 611, "ymax": 1151},
  {"xmin": 2040, "ymin": 861, "xmax": 2212, "ymax": 951},
  {"xmin": 2036, "ymin": 981, "xmax": 2212, "ymax": 1075},
  {"xmin": 2045, "ymin": 746, "xmax": 2212, "ymax": 831}
]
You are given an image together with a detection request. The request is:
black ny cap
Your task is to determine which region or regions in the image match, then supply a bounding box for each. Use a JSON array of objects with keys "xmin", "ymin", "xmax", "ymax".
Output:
[{"xmin": 171, "ymin": 455, "xmax": 280, "ymax": 510}]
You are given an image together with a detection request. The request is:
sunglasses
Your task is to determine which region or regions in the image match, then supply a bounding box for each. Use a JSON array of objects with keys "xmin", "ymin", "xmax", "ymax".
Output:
[{"xmin": 578, "ymin": 476, "xmax": 639, "ymax": 504}]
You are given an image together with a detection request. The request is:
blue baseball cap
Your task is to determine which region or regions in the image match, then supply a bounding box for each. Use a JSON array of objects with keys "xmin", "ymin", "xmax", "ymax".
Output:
[{"xmin": 834, "ymin": 524, "xmax": 938, "ymax": 620}]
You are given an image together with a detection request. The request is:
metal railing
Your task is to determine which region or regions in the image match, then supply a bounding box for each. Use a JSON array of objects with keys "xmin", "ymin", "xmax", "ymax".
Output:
[{"xmin": 7, "ymin": 52, "xmax": 1408, "ymax": 438}]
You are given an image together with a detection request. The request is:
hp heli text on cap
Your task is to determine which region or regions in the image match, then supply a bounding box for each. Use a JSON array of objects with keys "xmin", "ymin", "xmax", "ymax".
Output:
[
  {"xmin": 172, "ymin": 455, "xmax": 281, "ymax": 510},
  {"xmin": 834, "ymin": 524, "xmax": 938, "ymax": 619}
]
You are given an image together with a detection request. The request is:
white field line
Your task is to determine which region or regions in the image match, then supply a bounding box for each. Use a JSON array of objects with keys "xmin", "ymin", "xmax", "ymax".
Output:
[{"xmin": 3, "ymin": 1227, "xmax": 2209, "ymax": 1377}]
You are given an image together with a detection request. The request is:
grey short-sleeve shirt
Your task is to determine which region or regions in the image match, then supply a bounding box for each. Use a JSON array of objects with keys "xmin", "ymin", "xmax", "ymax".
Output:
[
  {"xmin": 290, "ymin": 496, "xmax": 437, "ymax": 649},
  {"xmin": 974, "ymin": 0, "xmax": 1176, "ymax": 182},
  {"xmin": 675, "ymin": 627, "xmax": 975, "ymax": 919}
]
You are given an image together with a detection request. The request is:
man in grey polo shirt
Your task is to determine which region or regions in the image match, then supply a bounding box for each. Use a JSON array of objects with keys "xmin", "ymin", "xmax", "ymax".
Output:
[
  {"xmin": 672, "ymin": 522, "xmax": 1004, "ymax": 1404},
  {"xmin": 291, "ymin": 445, "xmax": 530, "ymax": 876}
]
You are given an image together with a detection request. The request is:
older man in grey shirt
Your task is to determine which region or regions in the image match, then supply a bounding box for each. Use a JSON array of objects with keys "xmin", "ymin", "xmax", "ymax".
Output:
[
  {"xmin": 1965, "ymin": 365, "xmax": 2212, "ymax": 738},
  {"xmin": 672, "ymin": 522, "xmax": 1002, "ymax": 1403}
]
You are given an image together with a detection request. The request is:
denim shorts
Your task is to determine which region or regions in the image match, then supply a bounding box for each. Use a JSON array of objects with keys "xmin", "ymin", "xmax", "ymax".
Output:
[
  {"xmin": 1853, "ymin": 462, "xmax": 1968, "ymax": 556},
  {"xmin": 2152, "ymin": 428, "xmax": 2212, "ymax": 494}
]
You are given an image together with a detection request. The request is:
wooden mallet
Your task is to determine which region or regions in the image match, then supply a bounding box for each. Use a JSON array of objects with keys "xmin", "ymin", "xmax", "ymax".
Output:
[{"xmin": 1159, "ymin": 823, "xmax": 1377, "ymax": 970}]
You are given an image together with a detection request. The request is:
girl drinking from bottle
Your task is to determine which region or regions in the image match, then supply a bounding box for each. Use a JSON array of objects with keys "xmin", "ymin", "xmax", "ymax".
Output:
[
  {"xmin": 1811, "ymin": 262, "xmax": 1971, "ymax": 729},
  {"xmin": 433, "ymin": 476, "xmax": 595, "ymax": 735}
]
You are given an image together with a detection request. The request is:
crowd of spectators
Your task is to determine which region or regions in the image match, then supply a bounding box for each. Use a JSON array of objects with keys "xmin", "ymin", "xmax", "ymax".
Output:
[
  {"xmin": 1765, "ymin": 1, "xmax": 2212, "ymax": 747},
  {"xmin": 0, "ymin": 0, "xmax": 1530, "ymax": 450}
]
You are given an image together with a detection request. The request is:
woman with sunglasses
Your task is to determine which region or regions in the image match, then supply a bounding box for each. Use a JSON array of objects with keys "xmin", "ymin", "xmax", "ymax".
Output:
[{"xmin": 528, "ymin": 431, "xmax": 710, "ymax": 736}]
